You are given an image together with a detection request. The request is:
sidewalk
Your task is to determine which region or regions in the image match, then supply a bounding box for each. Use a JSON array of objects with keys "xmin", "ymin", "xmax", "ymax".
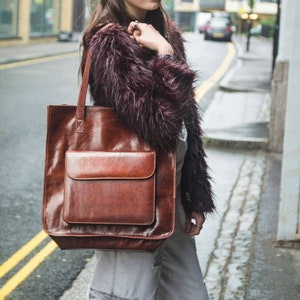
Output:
[
  {"xmin": 202, "ymin": 35, "xmax": 272, "ymax": 150},
  {"xmin": 201, "ymin": 35, "xmax": 299, "ymax": 300},
  {"xmin": 1, "ymin": 35, "xmax": 299, "ymax": 299}
]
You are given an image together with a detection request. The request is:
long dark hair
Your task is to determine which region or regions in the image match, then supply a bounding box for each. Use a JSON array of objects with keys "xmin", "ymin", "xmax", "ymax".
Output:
[{"xmin": 81, "ymin": 0, "xmax": 170, "ymax": 58}]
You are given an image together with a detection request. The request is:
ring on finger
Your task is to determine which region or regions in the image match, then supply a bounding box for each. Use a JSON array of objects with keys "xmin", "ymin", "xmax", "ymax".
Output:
[
  {"xmin": 193, "ymin": 224, "xmax": 202, "ymax": 230},
  {"xmin": 134, "ymin": 20, "xmax": 139, "ymax": 29}
]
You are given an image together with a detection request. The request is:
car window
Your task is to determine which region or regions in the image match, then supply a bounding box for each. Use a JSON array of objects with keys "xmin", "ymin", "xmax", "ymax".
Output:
[{"xmin": 210, "ymin": 18, "xmax": 229, "ymax": 26}]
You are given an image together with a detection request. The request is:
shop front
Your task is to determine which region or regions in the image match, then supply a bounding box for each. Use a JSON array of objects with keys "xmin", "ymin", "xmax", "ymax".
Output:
[
  {"xmin": 0, "ymin": 0, "xmax": 84, "ymax": 46},
  {"xmin": 0, "ymin": 0, "xmax": 20, "ymax": 39}
]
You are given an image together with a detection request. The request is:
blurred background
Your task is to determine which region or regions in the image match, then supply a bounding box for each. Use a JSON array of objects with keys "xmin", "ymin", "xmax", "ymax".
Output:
[
  {"xmin": 1, "ymin": 1, "xmax": 299, "ymax": 299},
  {"xmin": 0, "ymin": 0, "xmax": 278, "ymax": 42}
]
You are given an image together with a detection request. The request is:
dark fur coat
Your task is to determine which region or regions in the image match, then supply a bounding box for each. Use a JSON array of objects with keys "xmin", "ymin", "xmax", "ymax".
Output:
[{"xmin": 85, "ymin": 22, "xmax": 215, "ymax": 214}]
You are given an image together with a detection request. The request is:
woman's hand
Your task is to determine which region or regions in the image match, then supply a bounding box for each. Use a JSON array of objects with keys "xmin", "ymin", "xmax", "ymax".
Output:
[
  {"xmin": 185, "ymin": 211, "xmax": 206, "ymax": 236},
  {"xmin": 127, "ymin": 21, "xmax": 174, "ymax": 56}
]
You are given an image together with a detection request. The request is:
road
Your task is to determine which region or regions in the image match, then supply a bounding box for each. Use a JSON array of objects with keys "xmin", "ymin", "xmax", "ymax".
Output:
[{"xmin": 0, "ymin": 33, "xmax": 232, "ymax": 299}]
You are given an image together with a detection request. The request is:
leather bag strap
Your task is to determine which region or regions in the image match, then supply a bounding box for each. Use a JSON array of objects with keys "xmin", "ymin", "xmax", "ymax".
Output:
[
  {"xmin": 75, "ymin": 23, "xmax": 114, "ymax": 123},
  {"xmin": 75, "ymin": 50, "xmax": 91, "ymax": 121}
]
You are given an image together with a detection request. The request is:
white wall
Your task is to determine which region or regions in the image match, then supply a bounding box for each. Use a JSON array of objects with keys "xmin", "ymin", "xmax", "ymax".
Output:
[{"xmin": 277, "ymin": 0, "xmax": 300, "ymax": 241}]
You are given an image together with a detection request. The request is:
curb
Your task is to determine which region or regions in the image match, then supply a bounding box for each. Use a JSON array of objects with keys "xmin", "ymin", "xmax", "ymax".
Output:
[
  {"xmin": 202, "ymin": 36, "xmax": 271, "ymax": 150},
  {"xmin": 0, "ymin": 50, "xmax": 79, "ymax": 66},
  {"xmin": 219, "ymin": 84, "xmax": 270, "ymax": 93},
  {"xmin": 218, "ymin": 54, "xmax": 271, "ymax": 94},
  {"xmin": 204, "ymin": 136, "xmax": 269, "ymax": 151},
  {"xmin": 205, "ymin": 151, "xmax": 267, "ymax": 299}
]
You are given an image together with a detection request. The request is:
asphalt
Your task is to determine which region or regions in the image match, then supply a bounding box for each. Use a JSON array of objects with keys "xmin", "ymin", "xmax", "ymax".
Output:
[{"xmin": 1, "ymin": 35, "xmax": 299, "ymax": 300}]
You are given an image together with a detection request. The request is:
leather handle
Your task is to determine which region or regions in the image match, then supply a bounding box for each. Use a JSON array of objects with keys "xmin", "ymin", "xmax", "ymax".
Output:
[
  {"xmin": 75, "ymin": 50, "xmax": 91, "ymax": 121},
  {"xmin": 75, "ymin": 23, "xmax": 114, "ymax": 122}
]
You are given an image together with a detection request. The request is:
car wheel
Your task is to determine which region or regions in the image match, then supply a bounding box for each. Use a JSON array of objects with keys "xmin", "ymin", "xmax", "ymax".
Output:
[{"xmin": 204, "ymin": 34, "xmax": 209, "ymax": 40}]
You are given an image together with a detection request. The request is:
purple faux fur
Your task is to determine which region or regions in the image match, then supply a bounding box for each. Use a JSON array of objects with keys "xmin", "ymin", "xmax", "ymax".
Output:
[{"xmin": 87, "ymin": 23, "xmax": 215, "ymax": 214}]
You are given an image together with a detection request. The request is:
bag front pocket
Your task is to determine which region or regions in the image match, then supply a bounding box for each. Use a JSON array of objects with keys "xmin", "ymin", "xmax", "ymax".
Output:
[{"xmin": 63, "ymin": 150, "xmax": 156, "ymax": 226}]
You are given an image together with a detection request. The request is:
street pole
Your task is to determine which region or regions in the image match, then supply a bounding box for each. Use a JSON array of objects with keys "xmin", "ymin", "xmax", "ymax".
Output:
[
  {"xmin": 272, "ymin": 0, "xmax": 281, "ymax": 72},
  {"xmin": 246, "ymin": 0, "xmax": 255, "ymax": 52},
  {"xmin": 246, "ymin": 16, "xmax": 252, "ymax": 52}
]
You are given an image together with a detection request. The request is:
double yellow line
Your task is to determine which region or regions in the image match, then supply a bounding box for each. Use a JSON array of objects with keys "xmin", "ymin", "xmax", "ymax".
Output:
[
  {"xmin": 0, "ymin": 52, "xmax": 77, "ymax": 299},
  {"xmin": 0, "ymin": 231, "xmax": 57, "ymax": 299},
  {"xmin": 0, "ymin": 41, "xmax": 235, "ymax": 299},
  {"xmin": 195, "ymin": 42, "xmax": 235, "ymax": 102},
  {"xmin": 0, "ymin": 52, "xmax": 78, "ymax": 71}
]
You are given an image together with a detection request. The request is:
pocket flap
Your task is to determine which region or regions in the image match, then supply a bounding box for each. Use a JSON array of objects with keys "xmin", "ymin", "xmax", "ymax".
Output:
[{"xmin": 65, "ymin": 151, "xmax": 156, "ymax": 180}]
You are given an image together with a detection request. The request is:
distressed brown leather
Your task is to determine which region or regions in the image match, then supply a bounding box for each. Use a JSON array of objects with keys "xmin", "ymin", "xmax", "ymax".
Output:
[
  {"xmin": 42, "ymin": 51, "xmax": 176, "ymax": 251},
  {"xmin": 63, "ymin": 151, "xmax": 156, "ymax": 225}
]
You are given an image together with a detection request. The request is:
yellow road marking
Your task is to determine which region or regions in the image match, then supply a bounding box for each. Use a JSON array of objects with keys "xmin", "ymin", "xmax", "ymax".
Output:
[
  {"xmin": 195, "ymin": 42, "xmax": 236, "ymax": 102},
  {"xmin": 0, "ymin": 240, "xmax": 57, "ymax": 299},
  {"xmin": 0, "ymin": 230, "xmax": 48, "ymax": 279},
  {"xmin": 0, "ymin": 52, "xmax": 79, "ymax": 71}
]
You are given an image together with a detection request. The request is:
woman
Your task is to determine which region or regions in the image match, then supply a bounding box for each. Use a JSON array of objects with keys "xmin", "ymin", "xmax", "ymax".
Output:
[{"xmin": 81, "ymin": 0, "xmax": 215, "ymax": 299}]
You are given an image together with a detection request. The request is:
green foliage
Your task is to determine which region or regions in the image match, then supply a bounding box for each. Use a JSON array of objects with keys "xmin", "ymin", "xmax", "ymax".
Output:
[
  {"xmin": 248, "ymin": 0, "xmax": 256, "ymax": 9},
  {"xmin": 260, "ymin": 16, "xmax": 276, "ymax": 37},
  {"xmin": 261, "ymin": 16, "xmax": 276, "ymax": 27}
]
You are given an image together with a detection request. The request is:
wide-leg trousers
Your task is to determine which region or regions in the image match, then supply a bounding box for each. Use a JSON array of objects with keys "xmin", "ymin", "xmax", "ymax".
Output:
[{"xmin": 87, "ymin": 140, "xmax": 209, "ymax": 300}]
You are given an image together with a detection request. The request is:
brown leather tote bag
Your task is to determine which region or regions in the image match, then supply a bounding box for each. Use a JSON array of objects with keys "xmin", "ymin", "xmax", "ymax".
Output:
[{"xmin": 42, "ymin": 50, "xmax": 176, "ymax": 251}]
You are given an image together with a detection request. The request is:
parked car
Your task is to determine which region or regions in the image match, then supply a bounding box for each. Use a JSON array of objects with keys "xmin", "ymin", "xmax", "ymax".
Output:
[
  {"xmin": 197, "ymin": 12, "xmax": 212, "ymax": 33},
  {"xmin": 250, "ymin": 24, "xmax": 262, "ymax": 36},
  {"xmin": 211, "ymin": 11, "xmax": 232, "ymax": 21},
  {"xmin": 204, "ymin": 17, "xmax": 234, "ymax": 42}
]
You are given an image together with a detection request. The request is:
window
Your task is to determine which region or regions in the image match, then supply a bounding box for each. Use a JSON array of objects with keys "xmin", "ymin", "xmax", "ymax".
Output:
[
  {"xmin": 0, "ymin": 0, "xmax": 19, "ymax": 38},
  {"xmin": 30, "ymin": 0, "xmax": 61, "ymax": 36},
  {"xmin": 228, "ymin": 0, "xmax": 277, "ymax": 2}
]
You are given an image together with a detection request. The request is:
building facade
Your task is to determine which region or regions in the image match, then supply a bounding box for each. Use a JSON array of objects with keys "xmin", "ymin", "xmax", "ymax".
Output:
[
  {"xmin": 173, "ymin": 0, "xmax": 226, "ymax": 30},
  {"xmin": 172, "ymin": 0, "xmax": 277, "ymax": 31},
  {"xmin": 0, "ymin": 0, "xmax": 85, "ymax": 46},
  {"xmin": 226, "ymin": 0, "xmax": 277, "ymax": 15},
  {"xmin": 225, "ymin": 0, "xmax": 277, "ymax": 34}
]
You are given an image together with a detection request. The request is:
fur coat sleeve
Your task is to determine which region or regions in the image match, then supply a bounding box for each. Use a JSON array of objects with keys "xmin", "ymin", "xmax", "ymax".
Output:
[{"xmin": 88, "ymin": 23, "xmax": 215, "ymax": 214}]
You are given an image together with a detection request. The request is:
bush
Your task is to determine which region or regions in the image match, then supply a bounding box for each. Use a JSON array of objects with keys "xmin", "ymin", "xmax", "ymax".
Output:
[{"xmin": 260, "ymin": 16, "xmax": 276, "ymax": 37}]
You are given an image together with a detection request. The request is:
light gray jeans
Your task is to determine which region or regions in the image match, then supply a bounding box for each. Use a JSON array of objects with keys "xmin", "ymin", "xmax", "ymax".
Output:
[{"xmin": 87, "ymin": 139, "xmax": 209, "ymax": 300}]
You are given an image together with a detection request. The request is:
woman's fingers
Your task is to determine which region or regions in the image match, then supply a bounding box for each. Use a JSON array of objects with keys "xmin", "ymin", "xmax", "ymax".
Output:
[
  {"xmin": 128, "ymin": 20, "xmax": 142, "ymax": 35},
  {"xmin": 185, "ymin": 212, "xmax": 206, "ymax": 236},
  {"xmin": 128, "ymin": 22, "xmax": 160, "ymax": 49}
]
